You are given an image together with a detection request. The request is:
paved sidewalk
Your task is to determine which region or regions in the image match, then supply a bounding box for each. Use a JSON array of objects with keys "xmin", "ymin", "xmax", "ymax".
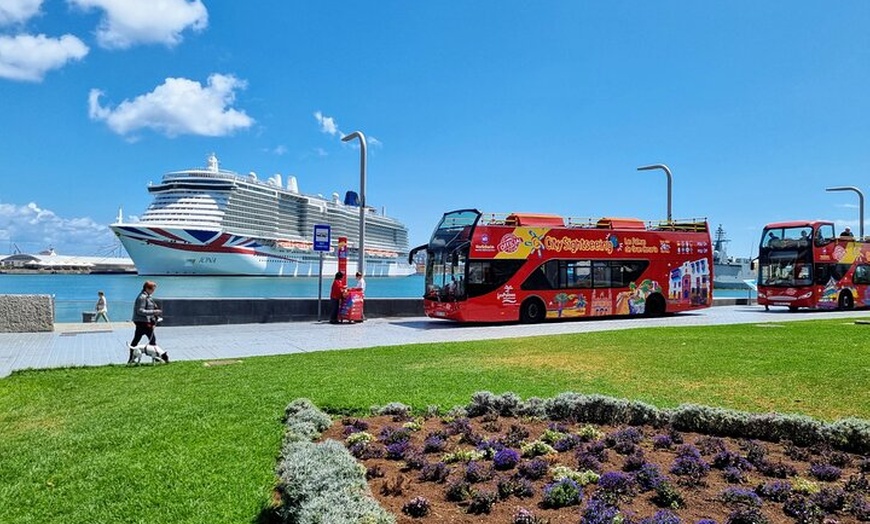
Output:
[{"xmin": 1, "ymin": 306, "xmax": 869, "ymax": 378}]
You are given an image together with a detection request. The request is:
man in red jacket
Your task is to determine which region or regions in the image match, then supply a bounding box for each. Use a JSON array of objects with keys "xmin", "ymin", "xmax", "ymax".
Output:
[{"xmin": 329, "ymin": 271, "xmax": 345, "ymax": 324}]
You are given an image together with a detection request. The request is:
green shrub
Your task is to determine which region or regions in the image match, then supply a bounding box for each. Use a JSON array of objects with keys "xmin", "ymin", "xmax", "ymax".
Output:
[{"xmin": 276, "ymin": 399, "xmax": 394, "ymax": 524}]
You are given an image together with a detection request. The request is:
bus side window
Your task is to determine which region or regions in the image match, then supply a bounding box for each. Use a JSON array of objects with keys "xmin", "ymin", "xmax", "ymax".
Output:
[
  {"xmin": 521, "ymin": 260, "xmax": 558, "ymax": 290},
  {"xmin": 567, "ymin": 260, "xmax": 592, "ymax": 288},
  {"xmin": 814, "ymin": 264, "xmax": 829, "ymax": 285},
  {"xmin": 855, "ymin": 264, "xmax": 870, "ymax": 285},
  {"xmin": 593, "ymin": 260, "xmax": 612, "ymax": 288},
  {"xmin": 814, "ymin": 224, "xmax": 835, "ymax": 246}
]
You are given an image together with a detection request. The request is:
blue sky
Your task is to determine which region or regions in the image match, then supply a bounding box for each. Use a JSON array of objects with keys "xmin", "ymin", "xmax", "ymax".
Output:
[{"xmin": 0, "ymin": 1, "xmax": 868, "ymax": 259}]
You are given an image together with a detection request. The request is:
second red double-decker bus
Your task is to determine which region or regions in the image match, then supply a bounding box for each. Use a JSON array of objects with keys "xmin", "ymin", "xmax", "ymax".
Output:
[
  {"xmin": 413, "ymin": 209, "xmax": 713, "ymax": 323},
  {"xmin": 757, "ymin": 220, "xmax": 870, "ymax": 311}
]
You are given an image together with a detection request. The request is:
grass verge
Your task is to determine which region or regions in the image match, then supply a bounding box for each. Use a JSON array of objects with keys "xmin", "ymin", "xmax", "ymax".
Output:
[{"xmin": 0, "ymin": 318, "xmax": 867, "ymax": 523}]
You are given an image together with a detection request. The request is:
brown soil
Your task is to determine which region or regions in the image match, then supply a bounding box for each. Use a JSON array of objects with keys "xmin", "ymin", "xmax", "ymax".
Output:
[{"xmin": 321, "ymin": 414, "xmax": 868, "ymax": 524}]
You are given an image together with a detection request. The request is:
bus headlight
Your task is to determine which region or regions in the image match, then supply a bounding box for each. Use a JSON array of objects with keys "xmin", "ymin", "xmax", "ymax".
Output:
[{"xmin": 799, "ymin": 292, "xmax": 812, "ymax": 299}]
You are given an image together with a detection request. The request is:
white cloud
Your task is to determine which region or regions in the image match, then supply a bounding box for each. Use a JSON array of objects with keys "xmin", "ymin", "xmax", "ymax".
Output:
[
  {"xmin": 0, "ymin": 0, "xmax": 42, "ymax": 26},
  {"xmin": 314, "ymin": 110, "xmax": 341, "ymax": 136},
  {"xmin": 70, "ymin": 0, "xmax": 207, "ymax": 49},
  {"xmin": 88, "ymin": 73, "xmax": 254, "ymax": 137},
  {"xmin": 0, "ymin": 201, "xmax": 118, "ymax": 255},
  {"xmin": 0, "ymin": 33, "xmax": 88, "ymax": 81}
]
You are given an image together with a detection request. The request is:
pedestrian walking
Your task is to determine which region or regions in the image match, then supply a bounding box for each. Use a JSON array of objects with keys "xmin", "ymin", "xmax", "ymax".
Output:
[
  {"xmin": 94, "ymin": 291, "xmax": 110, "ymax": 323},
  {"xmin": 127, "ymin": 280, "xmax": 168, "ymax": 363}
]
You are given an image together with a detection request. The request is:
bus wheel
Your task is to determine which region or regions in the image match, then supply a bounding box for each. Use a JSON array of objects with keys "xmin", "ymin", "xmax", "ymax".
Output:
[
  {"xmin": 520, "ymin": 298, "xmax": 546, "ymax": 323},
  {"xmin": 644, "ymin": 293, "xmax": 666, "ymax": 317},
  {"xmin": 838, "ymin": 291, "xmax": 855, "ymax": 310}
]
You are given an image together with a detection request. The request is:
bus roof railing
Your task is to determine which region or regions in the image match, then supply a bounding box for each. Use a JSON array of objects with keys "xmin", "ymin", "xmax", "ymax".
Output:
[{"xmin": 479, "ymin": 213, "xmax": 708, "ymax": 232}]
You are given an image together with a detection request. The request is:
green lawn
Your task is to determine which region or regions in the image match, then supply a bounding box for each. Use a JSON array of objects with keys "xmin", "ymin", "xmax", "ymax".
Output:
[{"xmin": 1, "ymin": 318, "xmax": 867, "ymax": 523}]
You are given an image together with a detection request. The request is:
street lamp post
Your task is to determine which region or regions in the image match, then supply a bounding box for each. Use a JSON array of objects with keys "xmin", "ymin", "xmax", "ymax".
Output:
[
  {"xmin": 637, "ymin": 164, "xmax": 673, "ymax": 222},
  {"xmin": 826, "ymin": 186, "xmax": 865, "ymax": 238},
  {"xmin": 341, "ymin": 131, "xmax": 367, "ymax": 273}
]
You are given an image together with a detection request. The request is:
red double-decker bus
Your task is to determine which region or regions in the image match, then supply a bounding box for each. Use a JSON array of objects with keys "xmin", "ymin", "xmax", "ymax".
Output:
[
  {"xmin": 413, "ymin": 209, "xmax": 713, "ymax": 323},
  {"xmin": 757, "ymin": 220, "xmax": 870, "ymax": 311}
]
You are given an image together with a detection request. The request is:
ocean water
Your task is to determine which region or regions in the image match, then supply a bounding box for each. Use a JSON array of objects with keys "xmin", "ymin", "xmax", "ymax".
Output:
[
  {"xmin": 0, "ymin": 273, "xmax": 426, "ymax": 323},
  {"xmin": 0, "ymin": 273, "xmax": 754, "ymax": 323}
]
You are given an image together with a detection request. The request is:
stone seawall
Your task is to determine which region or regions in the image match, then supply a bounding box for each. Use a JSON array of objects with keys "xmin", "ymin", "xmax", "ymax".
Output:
[{"xmin": 0, "ymin": 295, "xmax": 54, "ymax": 332}]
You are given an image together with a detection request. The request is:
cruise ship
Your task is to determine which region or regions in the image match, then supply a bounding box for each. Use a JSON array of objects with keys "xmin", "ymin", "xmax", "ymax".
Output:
[{"xmin": 110, "ymin": 154, "xmax": 415, "ymax": 277}]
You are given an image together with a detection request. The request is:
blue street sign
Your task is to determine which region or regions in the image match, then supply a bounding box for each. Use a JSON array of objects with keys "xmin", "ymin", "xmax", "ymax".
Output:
[{"xmin": 313, "ymin": 224, "xmax": 331, "ymax": 251}]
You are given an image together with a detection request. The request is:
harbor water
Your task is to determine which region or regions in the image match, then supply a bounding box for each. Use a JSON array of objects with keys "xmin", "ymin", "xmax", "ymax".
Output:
[{"xmin": 0, "ymin": 273, "xmax": 755, "ymax": 323}]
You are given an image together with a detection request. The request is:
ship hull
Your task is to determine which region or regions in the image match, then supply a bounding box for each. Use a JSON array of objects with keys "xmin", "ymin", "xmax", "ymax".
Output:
[
  {"xmin": 112, "ymin": 225, "xmax": 415, "ymax": 277},
  {"xmin": 713, "ymin": 262, "xmax": 756, "ymax": 289}
]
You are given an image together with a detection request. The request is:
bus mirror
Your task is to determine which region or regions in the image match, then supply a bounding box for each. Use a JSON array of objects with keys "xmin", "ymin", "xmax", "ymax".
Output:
[{"xmin": 408, "ymin": 244, "xmax": 427, "ymax": 265}]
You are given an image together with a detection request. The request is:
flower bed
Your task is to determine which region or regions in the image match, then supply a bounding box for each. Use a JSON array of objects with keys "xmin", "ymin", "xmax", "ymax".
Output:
[
  {"xmin": 273, "ymin": 394, "xmax": 870, "ymax": 523},
  {"xmin": 324, "ymin": 413, "xmax": 868, "ymax": 523}
]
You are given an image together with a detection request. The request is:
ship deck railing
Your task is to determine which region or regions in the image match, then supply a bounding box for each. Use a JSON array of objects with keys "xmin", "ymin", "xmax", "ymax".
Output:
[{"xmin": 480, "ymin": 213, "xmax": 708, "ymax": 232}]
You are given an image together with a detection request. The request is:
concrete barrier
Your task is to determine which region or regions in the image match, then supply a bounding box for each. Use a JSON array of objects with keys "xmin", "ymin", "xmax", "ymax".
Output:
[
  {"xmin": 0, "ymin": 294, "xmax": 54, "ymax": 332},
  {"xmin": 157, "ymin": 297, "xmax": 425, "ymax": 326}
]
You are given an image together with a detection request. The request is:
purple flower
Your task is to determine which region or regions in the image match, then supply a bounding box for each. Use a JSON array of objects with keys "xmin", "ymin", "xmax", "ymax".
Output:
[
  {"xmin": 464, "ymin": 460, "xmax": 493, "ymax": 483},
  {"xmin": 517, "ymin": 458, "xmax": 549, "ymax": 480},
  {"xmin": 493, "ymin": 448, "xmax": 521, "ymax": 470},
  {"xmin": 512, "ymin": 507, "xmax": 539, "ymax": 524},
  {"xmin": 418, "ymin": 461, "xmax": 449, "ymax": 483},
  {"xmin": 385, "ymin": 439, "xmax": 410, "ymax": 460},
  {"xmin": 379, "ymin": 425, "xmax": 411, "ymax": 444},
  {"xmin": 724, "ymin": 507, "xmax": 767, "ymax": 524},
  {"xmin": 634, "ymin": 462, "xmax": 667, "ymax": 492},
  {"xmin": 670, "ymin": 453, "xmax": 710, "ymax": 482},
  {"xmin": 719, "ymin": 487, "xmax": 762, "ymax": 507},
  {"xmin": 639, "ymin": 509, "xmax": 682, "ymax": 524},
  {"xmin": 596, "ymin": 471, "xmax": 636, "ymax": 504},
  {"xmin": 713, "ymin": 451, "xmax": 752, "ymax": 471},
  {"xmin": 695, "ymin": 436, "xmax": 727, "ymax": 455},
  {"xmin": 422, "ymin": 434, "xmax": 446, "ymax": 453},
  {"xmin": 722, "ymin": 466, "xmax": 747, "ymax": 484},
  {"xmin": 809, "ymin": 462, "xmax": 842, "ymax": 481},
  {"xmin": 652, "ymin": 434, "xmax": 673, "ymax": 450},
  {"xmin": 401, "ymin": 496, "xmax": 431, "ymax": 518},
  {"xmin": 755, "ymin": 480, "xmax": 792, "ymax": 502},
  {"xmin": 497, "ymin": 476, "xmax": 534, "ymax": 499},
  {"xmin": 580, "ymin": 497, "xmax": 623, "ymax": 524},
  {"xmin": 622, "ymin": 451, "xmax": 646, "ymax": 472},
  {"xmin": 553, "ymin": 433, "xmax": 583, "ymax": 452},
  {"xmin": 811, "ymin": 486, "xmax": 846, "ymax": 512}
]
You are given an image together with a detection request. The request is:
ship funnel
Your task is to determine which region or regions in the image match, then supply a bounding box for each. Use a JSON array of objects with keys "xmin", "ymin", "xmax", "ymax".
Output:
[
  {"xmin": 287, "ymin": 175, "xmax": 298, "ymax": 193},
  {"xmin": 344, "ymin": 191, "xmax": 360, "ymax": 206},
  {"xmin": 269, "ymin": 173, "xmax": 282, "ymax": 187}
]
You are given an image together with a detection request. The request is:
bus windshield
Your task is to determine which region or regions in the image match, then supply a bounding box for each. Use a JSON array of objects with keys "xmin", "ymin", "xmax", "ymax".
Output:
[
  {"xmin": 425, "ymin": 210, "xmax": 480, "ymax": 300},
  {"xmin": 758, "ymin": 226, "xmax": 814, "ymax": 287}
]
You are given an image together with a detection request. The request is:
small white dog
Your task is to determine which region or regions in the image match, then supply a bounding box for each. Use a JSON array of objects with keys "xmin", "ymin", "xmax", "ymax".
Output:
[{"xmin": 129, "ymin": 343, "xmax": 169, "ymax": 364}]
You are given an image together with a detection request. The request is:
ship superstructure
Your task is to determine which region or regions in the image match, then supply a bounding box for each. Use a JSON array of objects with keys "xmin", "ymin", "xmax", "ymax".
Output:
[{"xmin": 111, "ymin": 154, "xmax": 414, "ymax": 277}]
